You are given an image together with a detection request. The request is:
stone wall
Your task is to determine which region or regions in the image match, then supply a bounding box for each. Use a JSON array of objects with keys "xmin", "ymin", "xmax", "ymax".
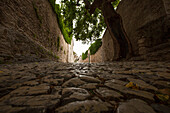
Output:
[
  {"xmin": 101, "ymin": 30, "xmax": 114, "ymax": 62},
  {"xmin": 80, "ymin": 30, "xmax": 114, "ymax": 63},
  {"xmin": 117, "ymin": 0, "xmax": 170, "ymax": 59},
  {"xmin": 81, "ymin": 0, "xmax": 170, "ymax": 62},
  {"xmin": 0, "ymin": 0, "xmax": 74, "ymax": 63},
  {"xmin": 80, "ymin": 47, "xmax": 103, "ymax": 63},
  {"xmin": 162, "ymin": 0, "xmax": 170, "ymax": 39},
  {"xmin": 68, "ymin": 39, "xmax": 74, "ymax": 62}
]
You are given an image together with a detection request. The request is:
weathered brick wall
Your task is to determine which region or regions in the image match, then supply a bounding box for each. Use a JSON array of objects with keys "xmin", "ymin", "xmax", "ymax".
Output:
[
  {"xmin": 101, "ymin": 30, "xmax": 114, "ymax": 61},
  {"xmin": 80, "ymin": 30, "xmax": 114, "ymax": 63},
  {"xmin": 117, "ymin": 0, "xmax": 169, "ymax": 56},
  {"xmin": 81, "ymin": 0, "xmax": 170, "ymax": 62},
  {"xmin": 0, "ymin": 0, "xmax": 74, "ymax": 63},
  {"xmin": 80, "ymin": 47, "xmax": 103, "ymax": 63}
]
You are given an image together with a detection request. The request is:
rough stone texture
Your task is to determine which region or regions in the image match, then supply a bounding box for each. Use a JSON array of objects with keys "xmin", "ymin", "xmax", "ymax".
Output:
[
  {"xmin": 79, "ymin": 75, "xmax": 101, "ymax": 83},
  {"xmin": 79, "ymin": 46, "xmax": 103, "ymax": 63},
  {"xmin": 151, "ymin": 104, "xmax": 170, "ymax": 113},
  {"xmin": 101, "ymin": 30, "xmax": 115, "ymax": 61},
  {"xmin": 117, "ymin": 99, "xmax": 156, "ymax": 113},
  {"xmin": 127, "ymin": 78, "xmax": 158, "ymax": 91},
  {"xmin": 118, "ymin": 0, "xmax": 170, "ymax": 60},
  {"xmin": 81, "ymin": 0, "xmax": 170, "ymax": 62},
  {"xmin": 80, "ymin": 30, "xmax": 114, "ymax": 63},
  {"xmin": 80, "ymin": 83, "xmax": 98, "ymax": 90},
  {"xmin": 0, "ymin": 0, "xmax": 74, "ymax": 63},
  {"xmin": 0, "ymin": 61, "xmax": 169, "ymax": 112},
  {"xmin": 96, "ymin": 87, "xmax": 123, "ymax": 99},
  {"xmin": 62, "ymin": 77, "xmax": 86, "ymax": 87},
  {"xmin": 62, "ymin": 87, "xmax": 90, "ymax": 105},
  {"xmin": 105, "ymin": 80, "xmax": 155, "ymax": 101},
  {"xmin": 55, "ymin": 100, "xmax": 113, "ymax": 113}
]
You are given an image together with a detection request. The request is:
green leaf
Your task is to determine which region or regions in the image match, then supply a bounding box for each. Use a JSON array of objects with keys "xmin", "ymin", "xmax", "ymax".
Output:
[
  {"xmin": 156, "ymin": 94, "xmax": 169, "ymax": 102},
  {"xmin": 0, "ymin": 71, "xmax": 3, "ymax": 73}
]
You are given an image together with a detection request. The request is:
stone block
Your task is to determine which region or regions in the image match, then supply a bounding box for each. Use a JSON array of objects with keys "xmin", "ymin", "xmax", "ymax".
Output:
[
  {"xmin": 139, "ymin": 47, "xmax": 148, "ymax": 55},
  {"xmin": 116, "ymin": 0, "xmax": 170, "ymax": 57},
  {"xmin": 138, "ymin": 38, "xmax": 146, "ymax": 44}
]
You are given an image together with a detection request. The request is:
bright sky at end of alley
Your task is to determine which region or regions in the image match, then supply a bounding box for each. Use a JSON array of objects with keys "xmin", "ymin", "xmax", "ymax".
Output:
[{"xmin": 55, "ymin": 0, "xmax": 91, "ymax": 56}]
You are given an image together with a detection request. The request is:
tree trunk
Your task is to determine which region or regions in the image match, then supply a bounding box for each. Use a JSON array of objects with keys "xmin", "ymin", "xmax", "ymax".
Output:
[
  {"xmin": 86, "ymin": 0, "xmax": 133, "ymax": 60},
  {"xmin": 102, "ymin": 2, "xmax": 132, "ymax": 60}
]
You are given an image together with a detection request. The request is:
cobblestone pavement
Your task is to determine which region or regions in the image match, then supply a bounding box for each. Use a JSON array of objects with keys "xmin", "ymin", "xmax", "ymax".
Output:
[{"xmin": 0, "ymin": 61, "xmax": 170, "ymax": 113}]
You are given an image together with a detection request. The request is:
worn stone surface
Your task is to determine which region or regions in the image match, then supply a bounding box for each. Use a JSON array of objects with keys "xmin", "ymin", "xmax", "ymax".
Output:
[
  {"xmin": 127, "ymin": 78, "xmax": 158, "ymax": 91},
  {"xmin": 80, "ymin": 0, "xmax": 170, "ymax": 62},
  {"xmin": 96, "ymin": 87, "xmax": 123, "ymax": 99},
  {"xmin": 79, "ymin": 30, "xmax": 114, "ymax": 63},
  {"xmin": 55, "ymin": 100, "xmax": 113, "ymax": 113},
  {"xmin": 117, "ymin": 99, "xmax": 156, "ymax": 113},
  {"xmin": 62, "ymin": 87, "xmax": 90, "ymax": 104},
  {"xmin": 151, "ymin": 104, "xmax": 170, "ymax": 113},
  {"xmin": 0, "ymin": 61, "xmax": 170, "ymax": 112},
  {"xmin": 0, "ymin": 0, "xmax": 74, "ymax": 63},
  {"xmin": 105, "ymin": 81, "xmax": 154, "ymax": 100},
  {"xmin": 79, "ymin": 75, "xmax": 101, "ymax": 83},
  {"xmin": 62, "ymin": 77, "xmax": 86, "ymax": 87},
  {"xmin": 117, "ymin": 0, "xmax": 170, "ymax": 60},
  {"xmin": 80, "ymin": 83, "xmax": 98, "ymax": 90}
]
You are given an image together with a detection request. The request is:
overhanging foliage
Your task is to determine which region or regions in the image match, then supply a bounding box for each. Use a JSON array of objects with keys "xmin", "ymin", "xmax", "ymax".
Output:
[
  {"xmin": 60, "ymin": 0, "xmax": 120, "ymax": 44},
  {"xmin": 48, "ymin": 0, "xmax": 72, "ymax": 44}
]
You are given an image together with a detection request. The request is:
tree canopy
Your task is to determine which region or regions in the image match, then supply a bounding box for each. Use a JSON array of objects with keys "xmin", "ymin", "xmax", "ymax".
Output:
[{"xmin": 60, "ymin": 0, "xmax": 120, "ymax": 43}]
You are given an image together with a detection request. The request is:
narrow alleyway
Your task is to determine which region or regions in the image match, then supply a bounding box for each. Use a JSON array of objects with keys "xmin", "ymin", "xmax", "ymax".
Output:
[{"xmin": 0, "ymin": 61, "xmax": 169, "ymax": 113}]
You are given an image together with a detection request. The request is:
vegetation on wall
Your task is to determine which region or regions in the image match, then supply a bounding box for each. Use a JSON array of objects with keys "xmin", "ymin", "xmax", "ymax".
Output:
[
  {"xmin": 33, "ymin": 33, "xmax": 37, "ymax": 39},
  {"xmin": 112, "ymin": 0, "xmax": 120, "ymax": 8},
  {"xmin": 60, "ymin": 0, "xmax": 120, "ymax": 44},
  {"xmin": 38, "ymin": 45, "xmax": 59, "ymax": 61},
  {"xmin": 82, "ymin": 50, "xmax": 88, "ymax": 60},
  {"xmin": 33, "ymin": 2, "xmax": 42, "ymax": 26},
  {"xmin": 48, "ymin": 0, "xmax": 72, "ymax": 44},
  {"xmin": 89, "ymin": 39, "xmax": 102, "ymax": 55},
  {"xmin": 82, "ymin": 39, "xmax": 102, "ymax": 60},
  {"xmin": 57, "ymin": 36, "xmax": 60, "ymax": 51},
  {"xmin": 48, "ymin": 0, "xmax": 120, "ymax": 44}
]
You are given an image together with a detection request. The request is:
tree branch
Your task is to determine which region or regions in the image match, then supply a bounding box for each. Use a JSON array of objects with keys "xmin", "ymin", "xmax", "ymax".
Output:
[
  {"xmin": 83, "ymin": 0, "xmax": 91, "ymax": 9},
  {"xmin": 76, "ymin": 0, "xmax": 81, "ymax": 6},
  {"xmin": 83, "ymin": 0, "xmax": 101, "ymax": 14},
  {"xmin": 82, "ymin": 0, "xmax": 116, "ymax": 14},
  {"xmin": 107, "ymin": 0, "xmax": 116, "ymax": 2}
]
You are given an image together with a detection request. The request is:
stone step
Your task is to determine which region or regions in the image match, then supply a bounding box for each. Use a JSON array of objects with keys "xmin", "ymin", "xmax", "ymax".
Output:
[{"xmin": 148, "ymin": 42, "xmax": 170, "ymax": 53}]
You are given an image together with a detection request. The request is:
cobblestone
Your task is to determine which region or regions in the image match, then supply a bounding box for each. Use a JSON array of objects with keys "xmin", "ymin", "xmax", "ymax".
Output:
[{"xmin": 0, "ymin": 61, "xmax": 170, "ymax": 113}]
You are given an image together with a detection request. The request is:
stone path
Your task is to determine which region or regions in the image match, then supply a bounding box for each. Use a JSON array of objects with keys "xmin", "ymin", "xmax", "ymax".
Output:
[{"xmin": 0, "ymin": 61, "xmax": 170, "ymax": 113}]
